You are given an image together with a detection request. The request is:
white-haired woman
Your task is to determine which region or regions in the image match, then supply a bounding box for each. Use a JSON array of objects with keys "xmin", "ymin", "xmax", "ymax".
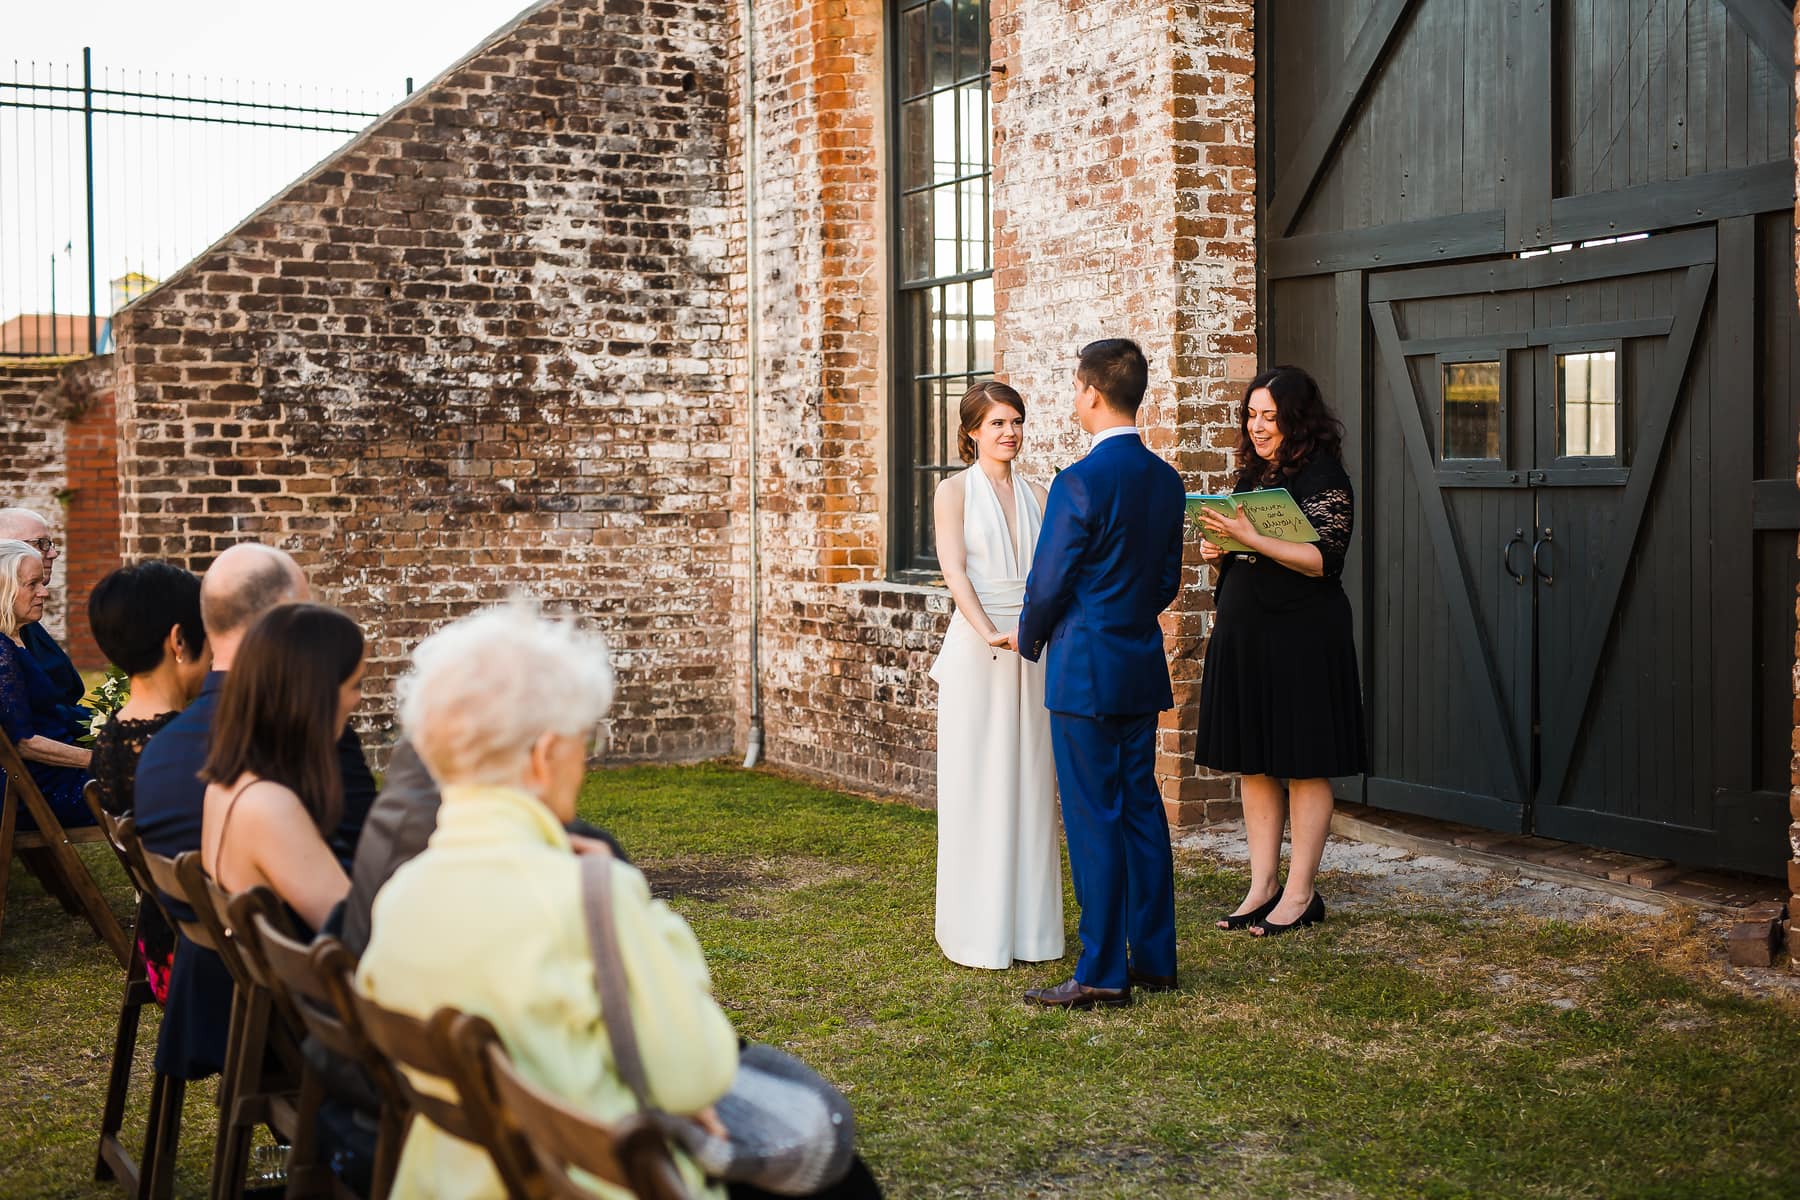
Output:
[
  {"xmin": 0, "ymin": 538, "xmax": 94, "ymax": 828},
  {"xmin": 355, "ymin": 604, "xmax": 879, "ymax": 1200}
]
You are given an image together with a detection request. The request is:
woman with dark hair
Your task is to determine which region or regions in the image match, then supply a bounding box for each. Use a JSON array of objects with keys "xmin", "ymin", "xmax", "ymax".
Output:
[
  {"xmin": 199, "ymin": 603, "xmax": 365, "ymax": 930},
  {"xmin": 88, "ymin": 560, "xmax": 212, "ymax": 1004},
  {"xmin": 1195, "ymin": 365, "xmax": 1367, "ymax": 936},
  {"xmin": 89, "ymin": 561, "xmax": 212, "ymax": 816},
  {"xmin": 929, "ymin": 381, "xmax": 1064, "ymax": 970}
]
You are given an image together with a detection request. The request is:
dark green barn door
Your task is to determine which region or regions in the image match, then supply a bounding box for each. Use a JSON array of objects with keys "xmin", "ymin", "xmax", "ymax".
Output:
[{"xmin": 1259, "ymin": 0, "xmax": 1798, "ymax": 874}]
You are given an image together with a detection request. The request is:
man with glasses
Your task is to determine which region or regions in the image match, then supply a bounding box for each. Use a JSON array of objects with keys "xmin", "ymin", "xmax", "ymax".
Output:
[{"xmin": 0, "ymin": 508, "xmax": 83, "ymax": 712}]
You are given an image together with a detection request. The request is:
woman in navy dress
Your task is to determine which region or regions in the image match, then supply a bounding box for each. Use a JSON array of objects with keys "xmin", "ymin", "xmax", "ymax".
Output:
[{"xmin": 0, "ymin": 539, "xmax": 94, "ymax": 828}]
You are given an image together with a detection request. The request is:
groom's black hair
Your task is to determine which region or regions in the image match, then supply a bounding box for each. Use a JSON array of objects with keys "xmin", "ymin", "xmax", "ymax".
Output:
[{"xmin": 1077, "ymin": 338, "xmax": 1149, "ymax": 416}]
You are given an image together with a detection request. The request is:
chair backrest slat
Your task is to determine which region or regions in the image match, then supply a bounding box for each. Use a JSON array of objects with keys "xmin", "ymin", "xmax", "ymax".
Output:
[
  {"xmin": 347, "ymin": 995, "xmax": 488, "ymax": 1145},
  {"xmin": 177, "ymin": 853, "xmax": 256, "ymax": 990},
  {"xmin": 227, "ymin": 888, "xmax": 306, "ymax": 1033},
  {"xmin": 452, "ymin": 1016, "xmax": 689, "ymax": 1200},
  {"xmin": 140, "ymin": 847, "xmax": 219, "ymax": 952},
  {"xmin": 84, "ymin": 790, "xmax": 182, "ymax": 934}
]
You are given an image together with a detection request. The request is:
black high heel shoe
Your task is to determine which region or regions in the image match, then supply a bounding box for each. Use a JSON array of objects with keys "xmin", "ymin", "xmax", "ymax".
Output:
[
  {"xmin": 1216, "ymin": 892, "xmax": 1282, "ymax": 931},
  {"xmin": 1250, "ymin": 892, "xmax": 1325, "ymax": 937}
]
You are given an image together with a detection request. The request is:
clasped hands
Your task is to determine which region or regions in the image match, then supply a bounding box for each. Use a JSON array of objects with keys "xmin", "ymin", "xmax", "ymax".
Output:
[{"xmin": 986, "ymin": 630, "xmax": 1019, "ymax": 654}]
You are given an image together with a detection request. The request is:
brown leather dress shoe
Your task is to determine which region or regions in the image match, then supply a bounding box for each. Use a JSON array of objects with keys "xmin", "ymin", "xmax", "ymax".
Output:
[
  {"xmin": 1128, "ymin": 968, "xmax": 1177, "ymax": 993},
  {"xmin": 1023, "ymin": 977, "xmax": 1132, "ymax": 1009}
]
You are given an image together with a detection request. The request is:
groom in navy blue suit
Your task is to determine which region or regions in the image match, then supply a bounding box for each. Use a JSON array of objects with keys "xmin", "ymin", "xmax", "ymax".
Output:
[{"xmin": 1011, "ymin": 339, "xmax": 1185, "ymax": 1009}]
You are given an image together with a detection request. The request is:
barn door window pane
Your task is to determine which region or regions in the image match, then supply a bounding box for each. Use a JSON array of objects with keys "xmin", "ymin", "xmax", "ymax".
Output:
[
  {"xmin": 1441, "ymin": 360, "xmax": 1502, "ymax": 461},
  {"xmin": 1556, "ymin": 349, "xmax": 1618, "ymax": 458},
  {"xmin": 892, "ymin": 0, "xmax": 992, "ymax": 576}
]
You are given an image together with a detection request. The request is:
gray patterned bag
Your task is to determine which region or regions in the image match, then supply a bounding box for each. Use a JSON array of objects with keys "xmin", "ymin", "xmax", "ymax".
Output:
[{"xmin": 578, "ymin": 853, "xmax": 857, "ymax": 1196}]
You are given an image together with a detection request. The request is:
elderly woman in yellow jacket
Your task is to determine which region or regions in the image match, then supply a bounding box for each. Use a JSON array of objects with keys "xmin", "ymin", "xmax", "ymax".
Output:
[{"xmin": 356, "ymin": 602, "xmax": 736, "ymax": 1200}]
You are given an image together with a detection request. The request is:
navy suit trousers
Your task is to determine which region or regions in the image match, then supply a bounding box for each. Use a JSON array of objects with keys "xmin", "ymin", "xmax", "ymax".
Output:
[{"xmin": 1049, "ymin": 710, "xmax": 1177, "ymax": 989}]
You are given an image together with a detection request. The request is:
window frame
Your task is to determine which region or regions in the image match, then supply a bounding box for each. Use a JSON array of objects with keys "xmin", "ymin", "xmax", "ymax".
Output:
[
  {"xmin": 1541, "ymin": 338, "xmax": 1629, "ymax": 486},
  {"xmin": 886, "ymin": 0, "xmax": 995, "ymax": 581}
]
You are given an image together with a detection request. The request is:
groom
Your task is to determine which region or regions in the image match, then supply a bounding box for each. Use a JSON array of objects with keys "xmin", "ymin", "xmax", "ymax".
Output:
[{"xmin": 1010, "ymin": 338, "xmax": 1185, "ymax": 1009}]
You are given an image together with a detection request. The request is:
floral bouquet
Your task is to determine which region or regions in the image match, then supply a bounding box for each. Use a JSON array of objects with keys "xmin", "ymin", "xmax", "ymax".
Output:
[{"xmin": 79, "ymin": 665, "xmax": 130, "ymax": 745}]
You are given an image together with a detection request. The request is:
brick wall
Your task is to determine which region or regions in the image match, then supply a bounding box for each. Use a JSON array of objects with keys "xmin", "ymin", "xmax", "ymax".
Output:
[
  {"xmin": 60, "ymin": 356, "xmax": 122, "ymax": 669},
  {"xmin": 734, "ymin": 0, "xmax": 950, "ymax": 798},
  {"xmin": 733, "ymin": 0, "xmax": 1259, "ymax": 817},
  {"xmin": 113, "ymin": 0, "xmax": 739, "ymax": 761},
  {"xmin": 0, "ymin": 360, "xmax": 73, "ymax": 641},
  {"xmin": 988, "ymin": 0, "xmax": 1257, "ymax": 822}
]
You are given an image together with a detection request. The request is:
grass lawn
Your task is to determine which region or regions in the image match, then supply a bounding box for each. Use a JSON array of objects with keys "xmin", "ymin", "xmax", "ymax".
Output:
[{"xmin": 3, "ymin": 762, "xmax": 1799, "ymax": 1198}]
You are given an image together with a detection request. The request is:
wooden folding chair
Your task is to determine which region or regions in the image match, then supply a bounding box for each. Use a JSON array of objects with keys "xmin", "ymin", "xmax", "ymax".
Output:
[
  {"xmin": 84, "ymin": 786, "xmax": 186, "ymax": 1199},
  {"xmin": 343, "ymin": 993, "xmax": 542, "ymax": 1200},
  {"xmin": 0, "ymin": 728, "xmax": 129, "ymax": 965},
  {"xmin": 447, "ymin": 1013, "xmax": 689, "ymax": 1200},
  {"xmin": 136, "ymin": 847, "xmax": 221, "ymax": 1200},
  {"xmin": 178, "ymin": 859, "xmax": 332, "ymax": 1200},
  {"xmin": 244, "ymin": 920, "xmax": 409, "ymax": 1200}
]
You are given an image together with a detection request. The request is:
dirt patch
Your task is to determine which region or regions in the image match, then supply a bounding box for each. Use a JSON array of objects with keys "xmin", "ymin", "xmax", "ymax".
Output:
[
  {"xmin": 639, "ymin": 860, "xmax": 771, "ymax": 903},
  {"xmin": 637, "ymin": 856, "xmax": 865, "ymax": 907}
]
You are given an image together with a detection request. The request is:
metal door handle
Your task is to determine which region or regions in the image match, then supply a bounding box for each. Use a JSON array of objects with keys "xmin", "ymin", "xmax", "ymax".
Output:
[
  {"xmin": 1532, "ymin": 528, "xmax": 1553, "ymax": 585},
  {"xmin": 1503, "ymin": 529, "xmax": 1527, "ymax": 585}
]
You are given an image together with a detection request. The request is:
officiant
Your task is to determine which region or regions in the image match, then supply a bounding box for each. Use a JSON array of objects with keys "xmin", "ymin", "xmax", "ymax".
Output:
[{"xmin": 1194, "ymin": 365, "xmax": 1367, "ymax": 938}]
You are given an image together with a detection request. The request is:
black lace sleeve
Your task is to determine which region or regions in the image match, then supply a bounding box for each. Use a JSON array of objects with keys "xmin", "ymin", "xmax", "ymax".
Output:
[
  {"xmin": 1292, "ymin": 456, "xmax": 1355, "ymax": 579},
  {"xmin": 91, "ymin": 712, "xmax": 179, "ymax": 816}
]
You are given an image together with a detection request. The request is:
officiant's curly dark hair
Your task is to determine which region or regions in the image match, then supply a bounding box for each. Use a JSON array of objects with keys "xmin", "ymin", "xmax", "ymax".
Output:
[
  {"xmin": 957, "ymin": 381, "xmax": 1026, "ymax": 464},
  {"xmin": 1234, "ymin": 365, "xmax": 1344, "ymax": 489}
]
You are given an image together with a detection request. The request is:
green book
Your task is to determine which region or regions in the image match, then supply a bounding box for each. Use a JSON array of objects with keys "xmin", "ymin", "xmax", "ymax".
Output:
[{"xmin": 1184, "ymin": 488, "xmax": 1319, "ymax": 553}]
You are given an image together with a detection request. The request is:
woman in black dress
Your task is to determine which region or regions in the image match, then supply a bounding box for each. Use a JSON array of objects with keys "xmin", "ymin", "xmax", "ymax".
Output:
[
  {"xmin": 88, "ymin": 561, "xmax": 211, "ymax": 1002},
  {"xmin": 1195, "ymin": 366, "xmax": 1367, "ymax": 936}
]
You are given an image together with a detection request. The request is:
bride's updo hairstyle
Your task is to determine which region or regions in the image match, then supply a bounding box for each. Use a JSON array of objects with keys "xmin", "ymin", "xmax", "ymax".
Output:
[{"xmin": 956, "ymin": 381, "xmax": 1027, "ymax": 464}]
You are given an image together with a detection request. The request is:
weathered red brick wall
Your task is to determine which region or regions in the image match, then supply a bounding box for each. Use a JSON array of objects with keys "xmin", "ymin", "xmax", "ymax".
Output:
[
  {"xmin": 113, "ymin": 0, "xmax": 739, "ymax": 761},
  {"xmin": 989, "ymin": 0, "xmax": 1257, "ymax": 822},
  {"xmin": 734, "ymin": 0, "xmax": 1258, "ymax": 818},
  {"xmin": 60, "ymin": 356, "xmax": 122, "ymax": 669},
  {"xmin": 734, "ymin": 0, "xmax": 949, "ymax": 798},
  {"xmin": 0, "ymin": 360, "xmax": 73, "ymax": 640}
]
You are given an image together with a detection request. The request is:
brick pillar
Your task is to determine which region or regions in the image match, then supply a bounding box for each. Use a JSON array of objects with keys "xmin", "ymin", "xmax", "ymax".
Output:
[
  {"xmin": 991, "ymin": 0, "xmax": 1257, "ymax": 826},
  {"xmin": 62, "ymin": 383, "xmax": 121, "ymax": 670}
]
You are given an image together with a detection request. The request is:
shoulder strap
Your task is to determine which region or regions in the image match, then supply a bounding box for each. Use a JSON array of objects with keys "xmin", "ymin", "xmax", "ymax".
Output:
[
  {"xmin": 209, "ymin": 776, "xmax": 269, "ymax": 886},
  {"xmin": 578, "ymin": 852, "xmax": 656, "ymax": 1110}
]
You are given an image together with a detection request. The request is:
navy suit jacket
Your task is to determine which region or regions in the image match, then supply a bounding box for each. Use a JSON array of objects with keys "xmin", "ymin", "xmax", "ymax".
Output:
[{"xmin": 1015, "ymin": 432, "xmax": 1185, "ymax": 718}]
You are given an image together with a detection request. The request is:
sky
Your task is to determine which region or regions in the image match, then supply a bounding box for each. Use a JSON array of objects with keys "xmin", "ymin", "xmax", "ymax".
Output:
[{"xmin": 1, "ymin": 1, "xmax": 535, "ymax": 338}]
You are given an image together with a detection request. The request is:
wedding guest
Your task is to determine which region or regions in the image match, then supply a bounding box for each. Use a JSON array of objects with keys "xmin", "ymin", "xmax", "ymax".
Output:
[
  {"xmin": 357, "ymin": 603, "xmax": 880, "ymax": 1200},
  {"xmin": 88, "ymin": 562, "xmax": 212, "ymax": 815},
  {"xmin": 0, "ymin": 538, "xmax": 93, "ymax": 828},
  {"xmin": 199, "ymin": 604, "xmax": 362, "ymax": 932},
  {"xmin": 0, "ymin": 508, "xmax": 84, "ymax": 711},
  {"xmin": 135, "ymin": 542, "xmax": 375, "ymax": 1080},
  {"xmin": 87, "ymin": 560, "xmax": 212, "ymax": 1003},
  {"xmin": 1195, "ymin": 365, "xmax": 1368, "ymax": 936},
  {"xmin": 930, "ymin": 381, "xmax": 1063, "ymax": 970},
  {"xmin": 336, "ymin": 737, "xmax": 627, "ymax": 958}
]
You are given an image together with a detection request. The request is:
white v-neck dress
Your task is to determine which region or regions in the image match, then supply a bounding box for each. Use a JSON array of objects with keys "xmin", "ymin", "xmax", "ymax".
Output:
[{"xmin": 930, "ymin": 467, "xmax": 1065, "ymax": 969}]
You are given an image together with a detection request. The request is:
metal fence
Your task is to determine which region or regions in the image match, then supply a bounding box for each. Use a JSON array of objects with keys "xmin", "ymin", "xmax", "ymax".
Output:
[{"xmin": 0, "ymin": 50, "xmax": 408, "ymax": 357}]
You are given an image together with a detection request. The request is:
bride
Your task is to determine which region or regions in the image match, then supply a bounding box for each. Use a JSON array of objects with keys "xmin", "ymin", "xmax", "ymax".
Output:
[{"xmin": 930, "ymin": 381, "xmax": 1064, "ymax": 969}]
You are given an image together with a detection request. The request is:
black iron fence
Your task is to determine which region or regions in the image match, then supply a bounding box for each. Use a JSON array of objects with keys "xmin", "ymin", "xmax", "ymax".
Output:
[{"xmin": 0, "ymin": 50, "xmax": 408, "ymax": 357}]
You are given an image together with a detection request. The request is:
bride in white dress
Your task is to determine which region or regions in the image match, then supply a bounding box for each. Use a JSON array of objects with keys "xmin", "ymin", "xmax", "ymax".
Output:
[{"xmin": 930, "ymin": 381, "xmax": 1065, "ymax": 969}]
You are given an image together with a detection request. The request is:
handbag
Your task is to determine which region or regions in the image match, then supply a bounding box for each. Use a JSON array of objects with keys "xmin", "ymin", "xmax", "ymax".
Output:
[{"xmin": 578, "ymin": 852, "xmax": 858, "ymax": 1195}]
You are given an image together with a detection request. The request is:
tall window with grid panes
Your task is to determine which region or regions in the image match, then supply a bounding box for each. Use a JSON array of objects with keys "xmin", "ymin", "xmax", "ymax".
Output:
[{"xmin": 889, "ymin": 0, "xmax": 992, "ymax": 578}]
